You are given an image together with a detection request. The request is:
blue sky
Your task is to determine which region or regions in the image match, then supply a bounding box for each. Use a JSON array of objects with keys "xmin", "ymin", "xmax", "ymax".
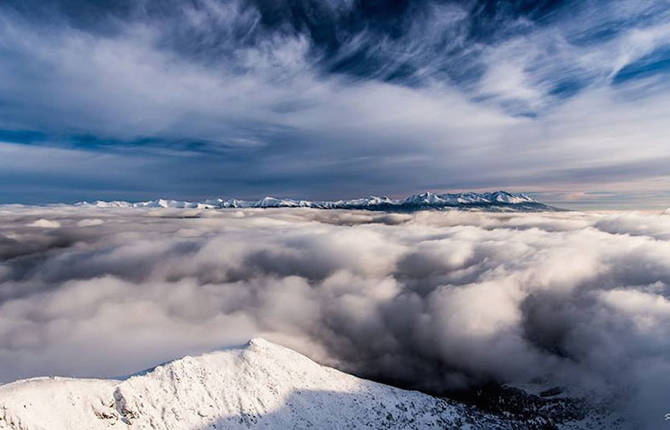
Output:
[{"xmin": 1, "ymin": 0, "xmax": 670, "ymax": 207}]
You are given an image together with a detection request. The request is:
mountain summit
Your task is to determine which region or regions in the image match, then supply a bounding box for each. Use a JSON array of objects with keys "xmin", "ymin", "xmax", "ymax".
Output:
[
  {"xmin": 0, "ymin": 338, "xmax": 485, "ymax": 429},
  {"xmin": 0, "ymin": 338, "xmax": 620, "ymax": 429}
]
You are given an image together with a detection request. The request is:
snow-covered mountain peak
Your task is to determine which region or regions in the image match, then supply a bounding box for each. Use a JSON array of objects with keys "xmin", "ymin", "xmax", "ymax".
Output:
[
  {"xmin": 0, "ymin": 338, "xmax": 478, "ymax": 429},
  {"xmin": 247, "ymin": 337, "xmax": 277, "ymax": 349},
  {"xmin": 0, "ymin": 338, "xmax": 623, "ymax": 429},
  {"xmin": 402, "ymin": 191, "xmax": 442, "ymax": 204},
  {"xmin": 487, "ymin": 190, "xmax": 535, "ymax": 203},
  {"xmin": 76, "ymin": 191, "xmax": 554, "ymax": 212}
]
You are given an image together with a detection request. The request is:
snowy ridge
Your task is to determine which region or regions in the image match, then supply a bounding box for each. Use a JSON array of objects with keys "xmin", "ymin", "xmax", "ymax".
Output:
[
  {"xmin": 77, "ymin": 191, "xmax": 554, "ymax": 212},
  {"xmin": 0, "ymin": 339, "xmax": 480, "ymax": 430},
  {"xmin": 0, "ymin": 339, "xmax": 619, "ymax": 430}
]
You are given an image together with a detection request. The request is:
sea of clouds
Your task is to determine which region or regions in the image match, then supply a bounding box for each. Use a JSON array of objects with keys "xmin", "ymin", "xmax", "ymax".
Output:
[{"xmin": 1, "ymin": 206, "xmax": 670, "ymax": 427}]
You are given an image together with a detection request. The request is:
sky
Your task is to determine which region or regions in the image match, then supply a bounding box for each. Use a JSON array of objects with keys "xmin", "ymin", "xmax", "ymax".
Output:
[{"xmin": 1, "ymin": 0, "xmax": 670, "ymax": 208}]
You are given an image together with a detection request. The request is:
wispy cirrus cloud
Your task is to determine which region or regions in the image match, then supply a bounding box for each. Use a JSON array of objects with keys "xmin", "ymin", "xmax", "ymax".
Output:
[{"xmin": 1, "ymin": 0, "xmax": 670, "ymax": 205}]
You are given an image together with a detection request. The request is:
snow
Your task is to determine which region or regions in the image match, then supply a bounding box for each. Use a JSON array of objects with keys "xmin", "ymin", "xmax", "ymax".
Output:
[
  {"xmin": 0, "ymin": 339, "xmax": 471, "ymax": 429},
  {"xmin": 76, "ymin": 191, "xmax": 547, "ymax": 212},
  {"xmin": 0, "ymin": 339, "xmax": 622, "ymax": 429},
  {"xmin": 0, "ymin": 378, "xmax": 118, "ymax": 429}
]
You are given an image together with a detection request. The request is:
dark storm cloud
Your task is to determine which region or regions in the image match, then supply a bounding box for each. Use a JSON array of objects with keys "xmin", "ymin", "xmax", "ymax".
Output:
[{"xmin": 2, "ymin": 206, "xmax": 670, "ymax": 427}]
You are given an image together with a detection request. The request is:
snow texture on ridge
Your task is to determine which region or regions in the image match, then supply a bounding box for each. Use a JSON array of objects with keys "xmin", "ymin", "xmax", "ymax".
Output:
[
  {"xmin": 0, "ymin": 338, "xmax": 488, "ymax": 429},
  {"xmin": 0, "ymin": 338, "xmax": 622, "ymax": 430}
]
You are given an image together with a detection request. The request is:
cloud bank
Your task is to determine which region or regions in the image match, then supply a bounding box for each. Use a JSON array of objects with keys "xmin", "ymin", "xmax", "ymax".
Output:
[{"xmin": 1, "ymin": 206, "xmax": 670, "ymax": 427}]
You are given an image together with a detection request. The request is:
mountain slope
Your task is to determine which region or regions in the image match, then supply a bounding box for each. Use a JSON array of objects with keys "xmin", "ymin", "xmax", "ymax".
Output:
[
  {"xmin": 77, "ymin": 191, "xmax": 556, "ymax": 212},
  {"xmin": 0, "ymin": 339, "xmax": 619, "ymax": 430},
  {"xmin": 0, "ymin": 339, "xmax": 478, "ymax": 429}
]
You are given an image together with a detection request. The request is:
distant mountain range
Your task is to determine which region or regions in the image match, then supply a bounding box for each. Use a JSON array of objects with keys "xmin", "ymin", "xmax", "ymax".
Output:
[{"xmin": 77, "ymin": 191, "xmax": 557, "ymax": 212}]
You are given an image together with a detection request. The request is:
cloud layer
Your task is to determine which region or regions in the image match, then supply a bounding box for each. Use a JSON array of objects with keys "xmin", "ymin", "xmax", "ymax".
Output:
[
  {"xmin": 2, "ymin": 206, "xmax": 670, "ymax": 427},
  {"xmin": 1, "ymin": 1, "xmax": 670, "ymax": 205}
]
